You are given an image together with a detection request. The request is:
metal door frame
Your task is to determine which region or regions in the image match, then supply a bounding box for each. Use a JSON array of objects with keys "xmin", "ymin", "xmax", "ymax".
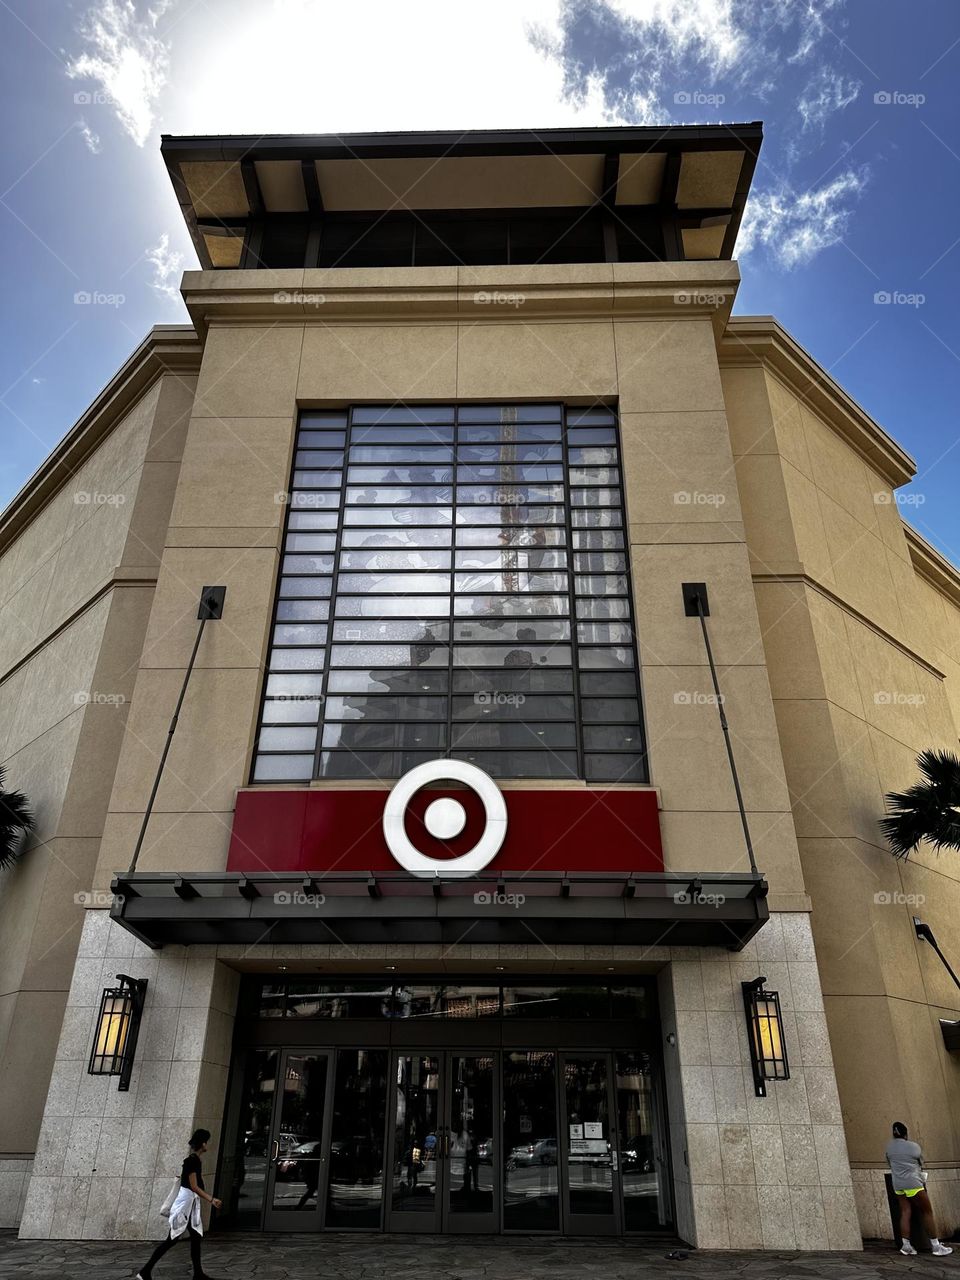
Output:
[
  {"xmin": 444, "ymin": 1048, "xmax": 500, "ymax": 1234},
  {"xmin": 558, "ymin": 1050, "xmax": 622, "ymax": 1236},
  {"xmin": 262, "ymin": 1047, "xmax": 335, "ymax": 1231},
  {"xmin": 384, "ymin": 1048, "xmax": 500, "ymax": 1234}
]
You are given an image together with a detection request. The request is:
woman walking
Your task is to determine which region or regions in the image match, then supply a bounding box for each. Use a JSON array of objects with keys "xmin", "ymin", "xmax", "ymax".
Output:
[
  {"xmin": 136, "ymin": 1128, "xmax": 222, "ymax": 1280},
  {"xmin": 885, "ymin": 1121, "xmax": 953, "ymax": 1256}
]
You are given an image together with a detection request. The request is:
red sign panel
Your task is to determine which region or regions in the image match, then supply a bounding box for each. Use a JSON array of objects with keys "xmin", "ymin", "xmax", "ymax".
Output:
[{"xmin": 228, "ymin": 786, "xmax": 663, "ymax": 875}]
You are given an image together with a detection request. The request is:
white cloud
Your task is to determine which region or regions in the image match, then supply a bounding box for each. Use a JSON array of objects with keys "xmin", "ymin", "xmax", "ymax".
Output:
[
  {"xmin": 786, "ymin": 0, "xmax": 845, "ymax": 64},
  {"xmin": 78, "ymin": 119, "xmax": 101, "ymax": 153},
  {"xmin": 528, "ymin": 0, "xmax": 743, "ymax": 123},
  {"xmin": 67, "ymin": 1, "xmax": 170, "ymax": 146},
  {"xmin": 146, "ymin": 232, "xmax": 183, "ymax": 301},
  {"xmin": 798, "ymin": 67, "xmax": 860, "ymax": 131},
  {"xmin": 605, "ymin": 0, "xmax": 742, "ymax": 68},
  {"xmin": 736, "ymin": 168, "xmax": 868, "ymax": 268},
  {"xmin": 169, "ymin": 0, "xmax": 601, "ymax": 135}
]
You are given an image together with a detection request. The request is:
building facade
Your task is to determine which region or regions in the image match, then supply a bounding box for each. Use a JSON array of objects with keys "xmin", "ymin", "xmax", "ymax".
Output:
[{"xmin": 0, "ymin": 125, "xmax": 958, "ymax": 1250}]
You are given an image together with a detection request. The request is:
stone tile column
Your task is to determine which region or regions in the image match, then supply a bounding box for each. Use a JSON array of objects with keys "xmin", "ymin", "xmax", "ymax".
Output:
[
  {"xmin": 19, "ymin": 910, "xmax": 238, "ymax": 1241},
  {"xmin": 660, "ymin": 911, "xmax": 862, "ymax": 1249}
]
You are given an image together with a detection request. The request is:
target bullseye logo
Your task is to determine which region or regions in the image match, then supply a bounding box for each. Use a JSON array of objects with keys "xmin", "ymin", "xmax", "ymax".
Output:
[{"xmin": 382, "ymin": 759, "xmax": 507, "ymax": 878}]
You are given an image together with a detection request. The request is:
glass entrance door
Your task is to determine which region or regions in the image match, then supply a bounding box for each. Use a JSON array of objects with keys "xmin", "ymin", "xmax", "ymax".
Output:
[
  {"xmin": 385, "ymin": 1051, "xmax": 498, "ymax": 1233},
  {"xmin": 263, "ymin": 1050, "xmax": 334, "ymax": 1230},
  {"xmin": 559, "ymin": 1053, "xmax": 621, "ymax": 1235}
]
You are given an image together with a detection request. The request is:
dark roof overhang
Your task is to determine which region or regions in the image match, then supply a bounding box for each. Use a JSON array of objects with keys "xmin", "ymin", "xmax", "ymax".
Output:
[
  {"xmin": 110, "ymin": 869, "xmax": 769, "ymax": 952},
  {"xmin": 161, "ymin": 123, "xmax": 762, "ymax": 268}
]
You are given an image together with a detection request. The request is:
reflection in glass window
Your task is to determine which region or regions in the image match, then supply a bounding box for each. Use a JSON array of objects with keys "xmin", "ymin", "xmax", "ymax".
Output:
[
  {"xmin": 503, "ymin": 1051, "xmax": 560, "ymax": 1231},
  {"xmin": 252, "ymin": 405, "xmax": 645, "ymax": 783},
  {"xmin": 325, "ymin": 1049, "xmax": 389, "ymax": 1228}
]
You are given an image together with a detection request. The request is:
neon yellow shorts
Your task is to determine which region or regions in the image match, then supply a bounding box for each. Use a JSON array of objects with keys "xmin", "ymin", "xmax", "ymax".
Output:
[{"xmin": 895, "ymin": 1188, "xmax": 923, "ymax": 1198}]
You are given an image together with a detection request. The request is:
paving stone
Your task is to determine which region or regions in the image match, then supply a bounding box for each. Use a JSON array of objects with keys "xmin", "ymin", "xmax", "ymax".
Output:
[{"xmin": 0, "ymin": 1233, "xmax": 957, "ymax": 1280}]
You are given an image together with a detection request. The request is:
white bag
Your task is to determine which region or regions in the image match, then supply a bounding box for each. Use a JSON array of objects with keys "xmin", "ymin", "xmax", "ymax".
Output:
[{"xmin": 159, "ymin": 1178, "xmax": 180, "ymax": 1218}]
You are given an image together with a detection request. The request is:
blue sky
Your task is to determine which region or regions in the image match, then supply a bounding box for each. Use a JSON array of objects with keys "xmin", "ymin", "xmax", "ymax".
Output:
[{"xmin": 1, "ymin": 0, "xmax": 958, "ymax": 558}]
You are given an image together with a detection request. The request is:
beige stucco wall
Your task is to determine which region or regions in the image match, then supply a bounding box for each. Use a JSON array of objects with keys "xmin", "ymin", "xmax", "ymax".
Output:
[
  {"xmin": 0, "ymin": 365, "xmax": 196, "ymax": 1222},
  {"xmin": 58, "ymin": 264, "xmax": 858, "ymax": 1248},
  {"xmin": 92, "ymin": 265, "xmax": 805, "ymax": 913},
  {"xmin": 16, "ymin": 269, "xmax": 941, "ymax": 1247},
  {"xmin": 723, "ymin": 350, "xmax": 960, "ymax": 1239}
]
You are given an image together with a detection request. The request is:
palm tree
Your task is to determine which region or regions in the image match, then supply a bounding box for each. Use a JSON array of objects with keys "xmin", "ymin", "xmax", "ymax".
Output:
[
  {"xmin": 0, "ymin": 765, "xmax": 34, "ymax": 871},
  {"xmin": 880, "ymin": 748, "xmax": 960, "ymax": 859}
]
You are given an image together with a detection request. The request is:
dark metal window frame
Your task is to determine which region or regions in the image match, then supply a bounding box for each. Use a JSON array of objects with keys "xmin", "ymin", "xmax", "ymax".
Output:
[
  {"xmin": 230, "ymin": 204, "xmax": 669, "ymax": 270},
  {"xmin": 251, "ymin": 404, "xmax": 648, "ymax": 785},
  {"xmin": 240, "ymin": 975, "xmax": 659, "ymax": 1022}
]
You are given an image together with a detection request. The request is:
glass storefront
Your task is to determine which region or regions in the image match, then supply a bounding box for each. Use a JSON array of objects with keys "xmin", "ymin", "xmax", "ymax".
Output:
[{"xmin": 217, "ymin": 980, "xmax": 671, "ymax": 1236}]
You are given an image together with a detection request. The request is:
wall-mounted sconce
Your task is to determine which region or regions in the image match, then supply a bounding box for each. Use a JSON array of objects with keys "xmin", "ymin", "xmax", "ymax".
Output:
[
  {"xmin": 88, "ymin": 973, "xmax": 148, "ymax": 1091},
  {"xmin": 742, "ymin": 976, "xmax": 789, "ymax": 1097}
]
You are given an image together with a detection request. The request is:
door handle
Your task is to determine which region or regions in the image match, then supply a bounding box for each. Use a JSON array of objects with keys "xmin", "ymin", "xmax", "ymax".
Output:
[{"xmin": 270, "ymin": 1139, "xmax": 279, "ymax": 1162}]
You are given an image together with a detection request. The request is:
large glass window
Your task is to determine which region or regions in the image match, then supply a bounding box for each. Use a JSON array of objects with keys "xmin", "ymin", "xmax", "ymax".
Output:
[{"xmin": 253, "ymin": 404, "xmax": 645, "ymax": 784}]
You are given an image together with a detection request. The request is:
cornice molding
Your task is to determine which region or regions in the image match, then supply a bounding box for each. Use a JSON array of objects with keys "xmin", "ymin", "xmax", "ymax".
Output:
[
  {"xmin": 180, "ymin": 262, "xmax": 741, "ymax": 339},
  {"xmin": 0, "ymin": 565, "xmax": 159, "ymax": 688},
  {"xmin": 751, "ymin": 567, "xmax": 946, "ymax": 680},
  {"xmin": 719, "ymin": 315, "xmax": 915, "ymax": 490},
  {"xmin": 903, "ymin": 522, "xmax": 960, "ymax": 611},
  {"xmin": 0, "ymin": 326, "xmax": 201, "ymax": 555}
]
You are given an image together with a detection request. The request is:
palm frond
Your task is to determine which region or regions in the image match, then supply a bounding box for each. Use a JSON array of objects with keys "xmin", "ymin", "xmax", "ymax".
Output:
[
  {"xmin": 880, "ymin": 749, "xmax": 960, "ymax": 859},
  {"xmin": 0, "ymin": 764, "xmax": 35, "ymax": 871}
]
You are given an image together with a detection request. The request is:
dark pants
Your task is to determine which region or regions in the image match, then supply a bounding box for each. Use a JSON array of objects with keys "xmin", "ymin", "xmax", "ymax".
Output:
[{"xmin": 139, "ymin": 1224, "xmax": 203, "ymax": 1278}]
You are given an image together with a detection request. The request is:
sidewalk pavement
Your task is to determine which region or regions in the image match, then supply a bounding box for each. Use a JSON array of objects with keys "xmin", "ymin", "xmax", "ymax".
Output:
[{"xmin": 0, "ymin": 1232, "xmax": 956, "ymax": 1279}]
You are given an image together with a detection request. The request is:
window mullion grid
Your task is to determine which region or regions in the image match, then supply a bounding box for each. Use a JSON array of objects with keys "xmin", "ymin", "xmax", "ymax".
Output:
[
  {"xmin": 311, "ymin": 412, "xmax": 351, "ymax": 781},
  {"xmin": 447, "ymin": 414, "xmax": 459, "ymax": 767},
  {"xmin": 563, "ymin": 406, "xmax": 586, "ymax": 781}
]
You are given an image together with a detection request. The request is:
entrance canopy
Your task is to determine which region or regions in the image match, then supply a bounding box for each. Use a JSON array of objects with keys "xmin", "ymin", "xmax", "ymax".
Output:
[{"xmin": 109, "ymin": 869, "xmax": 768, "ymax": 951}]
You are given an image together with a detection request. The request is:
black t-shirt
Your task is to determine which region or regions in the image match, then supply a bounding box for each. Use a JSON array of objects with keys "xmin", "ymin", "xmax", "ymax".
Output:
[{"xmin": 181, "ymin": 1153, "xmax": 204, "ymax": 1191}]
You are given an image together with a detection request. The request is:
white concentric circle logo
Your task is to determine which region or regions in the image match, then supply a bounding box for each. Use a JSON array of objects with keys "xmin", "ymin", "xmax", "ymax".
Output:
[{"xmin": 382, "ymin": 759, "xmax": 507, "ymax": 878}]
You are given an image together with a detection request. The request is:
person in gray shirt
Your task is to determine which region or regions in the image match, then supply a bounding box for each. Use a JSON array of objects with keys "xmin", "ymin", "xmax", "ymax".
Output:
[{"xmin": 885, "ymin": 1121, "xmax": 953, "ymax": 1256}]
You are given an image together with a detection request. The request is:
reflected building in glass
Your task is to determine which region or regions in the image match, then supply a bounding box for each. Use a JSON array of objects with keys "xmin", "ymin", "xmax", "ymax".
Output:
[{"xmin": 253, "ymin": 403, "xmax": 644, "ymax": 784}]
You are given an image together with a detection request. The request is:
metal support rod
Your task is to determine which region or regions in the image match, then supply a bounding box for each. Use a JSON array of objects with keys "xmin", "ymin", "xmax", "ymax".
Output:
[
  {"xmin": 915, "ymin": 918, "xmax": 960, "ymax": 992},
  {"xmin": 690, "ymin": 590, "xmax": 759, "ymax": 876},
  {"xmin": 128, "ymin": 612, "xmax": 211, "ymax": 875},
  {"xmin": 929, "ymin": 938, "xmax": 960, "ymax": 992}
]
